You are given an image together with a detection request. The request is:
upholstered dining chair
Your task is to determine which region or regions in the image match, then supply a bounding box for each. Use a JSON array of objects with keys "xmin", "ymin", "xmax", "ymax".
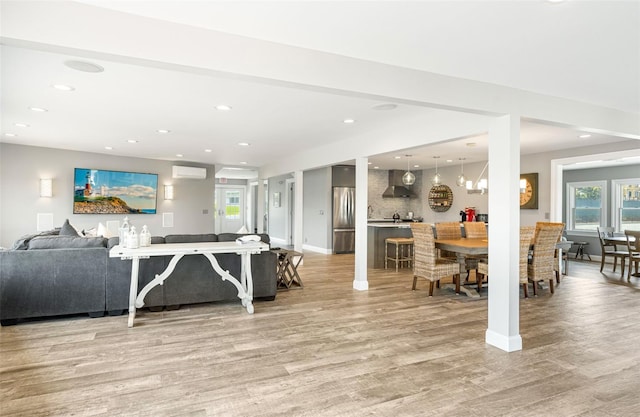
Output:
[
  {"xmin": 624, "ymin": 230, "xmax": 640, "ymax": 281},
  {"xmin": 476, "ymin": 226, "xmax": 535, "ymax": 297},
  {"xmin": 597, "ymin": 227, "xmax": 629, "ymax": 277},
  {"xmin": 528, "ymin": 223, "xmax": 564, "ymax": 295},
  {"xmin": 410, "ymin": 223, "xmax": 461, "ymax": 296}
]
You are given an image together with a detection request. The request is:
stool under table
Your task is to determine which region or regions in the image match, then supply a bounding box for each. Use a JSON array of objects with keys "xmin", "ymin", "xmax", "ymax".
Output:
[{"xmin": 385, "ymin": 237, "xmax": 414, "ymax": 272}]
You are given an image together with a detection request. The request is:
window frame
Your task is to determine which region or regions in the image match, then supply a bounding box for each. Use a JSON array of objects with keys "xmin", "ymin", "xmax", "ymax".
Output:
[
  {"xmin": 566, "ymin": 180, "xmax": 607, "ymax": 234},
  {"xmin": 612, "ymin": 177, "xmax": 640, "ymax": 233}
]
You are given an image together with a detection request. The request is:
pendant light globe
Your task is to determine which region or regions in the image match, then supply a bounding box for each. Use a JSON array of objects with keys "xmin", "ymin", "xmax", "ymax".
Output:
[
  {"xmin": 402, "ymin": 154, "xmax": 415, "ymax": 185},
  {"xmin": 456, "ymin": 158, "xmax": 466, "ymax": 187},
  {"xmin": 431, "ymin": 156, "xmax": 441, "ymax": 186}
]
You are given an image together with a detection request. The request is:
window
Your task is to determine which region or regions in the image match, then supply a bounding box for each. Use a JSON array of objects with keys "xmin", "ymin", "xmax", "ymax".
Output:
[
  {"xmin": 613, "ymin": 178, "xmax": 640, "ymax": 232},
  {"xmin": 567, "ymin": 181, "xmax": 606, "ymax": 232}
]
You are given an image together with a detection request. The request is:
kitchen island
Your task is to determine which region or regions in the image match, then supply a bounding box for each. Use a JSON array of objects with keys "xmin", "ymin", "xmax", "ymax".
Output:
[{"xmin": 367, "ymin": 221, "xmax": 414, "ymax": 269}]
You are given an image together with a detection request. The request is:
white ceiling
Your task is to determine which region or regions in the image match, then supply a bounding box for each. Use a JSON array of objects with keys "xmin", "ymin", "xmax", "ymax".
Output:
[{"xmin": 1, "ymin": 0, "xmax": 639, "ymax": 175}]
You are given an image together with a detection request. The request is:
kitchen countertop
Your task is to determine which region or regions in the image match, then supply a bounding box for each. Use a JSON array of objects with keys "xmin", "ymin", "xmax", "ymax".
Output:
[{"xmin": 367, "ymin": 222, "xmax": 412, "ymax": 228}]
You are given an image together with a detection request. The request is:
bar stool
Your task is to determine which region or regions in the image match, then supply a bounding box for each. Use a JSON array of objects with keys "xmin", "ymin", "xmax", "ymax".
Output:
[
  {"xmin": 574, "ymin": 241, "xmax": 592, "ymax": 261},
  {"xmin": 385, "ymin": 237, "xmax": 414, "ymax": 272}
]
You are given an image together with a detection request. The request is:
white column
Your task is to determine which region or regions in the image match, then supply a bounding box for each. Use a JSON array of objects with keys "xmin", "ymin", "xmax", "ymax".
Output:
[
  {"xmin": 257, "ymin": 179, "xmax": 265, "ymax": 233},
  {"xmin": 485, "ymin": 114, "xmax": 522, "ymax": 352},
  {"xmin": 353, "ymin": 157, "xmax": 369, "ymax": 291},
  {"xmin": 294, "ymin": 170, "xmax": 304, "ymax": 253}
]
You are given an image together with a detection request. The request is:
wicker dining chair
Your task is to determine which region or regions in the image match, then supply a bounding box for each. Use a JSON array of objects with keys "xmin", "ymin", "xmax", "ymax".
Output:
[
  {"xmin": 476, "ymin": 226, "xmax": 535, "ymax": 297},
  {"xmin": 435, "ymin": 221, "xmax": 477, "ymax": 280},
  {"xmin": 624, "ymin": 230, "xmax": 640, "ymax": 281},
  {"xmin": 463, "ymin": 221, "xmax": 487, "ymax": 239},
  {"xmin": 410, "ymin": 223, "xmax": 461, "ymax": 296},
  {"xmin": 528, "ymin": 223, "xmax": 564, "ymax": 295},
  {"xmin": 535, "ymin": 221, "xmax": 565, "ymax": 284}
]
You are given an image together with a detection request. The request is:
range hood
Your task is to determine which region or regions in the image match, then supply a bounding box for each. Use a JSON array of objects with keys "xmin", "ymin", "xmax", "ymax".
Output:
[{"xmin": 382, "ymin": 170, "xmax": 416, "ymax": 198}]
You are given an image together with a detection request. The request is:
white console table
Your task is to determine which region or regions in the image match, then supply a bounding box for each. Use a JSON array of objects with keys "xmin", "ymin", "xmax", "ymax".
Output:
[{"xmin": 109, "ymin": 241, "xmax": 269, "ymax": 327}]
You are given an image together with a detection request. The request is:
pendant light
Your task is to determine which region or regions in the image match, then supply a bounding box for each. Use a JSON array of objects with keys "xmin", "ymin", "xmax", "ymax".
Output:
[
  {"xmin": 432, "ymin": 156, "xmax": 441, "ymax": 185},
  {"xmin": 402, "ymin": 154, "xmax": 416, "ymax": 185},
  {"xmin": 456, "ymin": 157, "xmax": 466, "ymax": 187}
]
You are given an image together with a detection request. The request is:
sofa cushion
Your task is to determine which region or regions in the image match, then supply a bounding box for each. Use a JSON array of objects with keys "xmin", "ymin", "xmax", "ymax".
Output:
[
  {"xmin": 28, "ymin": 236, "xmax": 107, "ymax": 250},
  {"xmin": 217, "ymin": 233, "xmax": 270, "ymax": 244},
  {"xmin": 165, "ymin": 234, "xmax": 218, "ymax": 243},
  {"xmin": 10, "ymin": 229, "xmax": 60, "ymax": 250},
  {"xmin": 60, "ymin": 219, "xmax": 81, "ymax": 237}
]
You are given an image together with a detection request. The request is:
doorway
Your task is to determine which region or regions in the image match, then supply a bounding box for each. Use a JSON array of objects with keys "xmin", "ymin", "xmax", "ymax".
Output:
[
  {"xmin": 215, "ymin": 185, "xmax": 246, "ymax": 233},
  {"xmin": 285, "ymin": 178, "xmax": 295, "ymax": 246}
]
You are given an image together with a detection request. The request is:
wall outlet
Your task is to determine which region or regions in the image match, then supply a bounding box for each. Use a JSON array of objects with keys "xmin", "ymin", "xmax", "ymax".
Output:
[
  {"xmin": 202, "ymin": 209, "xmax": 209, "ymax": 214},
  {"xmin": 545, "ymin": 212, "xmax": 550, "ymax": 219}
]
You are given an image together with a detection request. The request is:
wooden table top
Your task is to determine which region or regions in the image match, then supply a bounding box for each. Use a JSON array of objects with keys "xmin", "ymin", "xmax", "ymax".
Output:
[{"xmin": 434, "ymin": 238, "xmax": 488, "ymax": 256}]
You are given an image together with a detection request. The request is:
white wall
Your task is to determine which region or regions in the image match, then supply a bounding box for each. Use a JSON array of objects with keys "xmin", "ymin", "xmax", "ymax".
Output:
[
  {"xmin": 303, "ymin": 167, "xmax": 332, "ymax": 252},
  {"xmin": 267, "ymin": 173, "xmax": 292, "ymax": 243},
  {"xmin": 0, "ymin": 144, "xmax": 215, "ymax": 248}
]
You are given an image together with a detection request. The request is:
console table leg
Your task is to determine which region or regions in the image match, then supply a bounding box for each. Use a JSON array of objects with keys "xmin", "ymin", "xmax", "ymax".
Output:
[{"xmin": 128, "ymin": 257, "xmax": 140, "ymax": 328}]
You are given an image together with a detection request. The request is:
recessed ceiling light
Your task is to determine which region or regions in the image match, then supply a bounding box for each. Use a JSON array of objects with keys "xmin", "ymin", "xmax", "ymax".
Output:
[
  {"xmin": 126, "ymin": 139, "xmax": 138, "ymax": 143},
  {"xmin": 5, "ymin": 133, "xmax": 17, "ymax": 137},
  {"xmin": 14, "ymin": 123, "xmax": 29, "ymax": 128},
  {"xmin": 204, "ymin": 149, "xmax": 212, "ymax": 153},
  {"xmin": 156, "ymin": 129, "xmax": 171, "ymax": 134},
  {"xmin": 343, "ymin": 119, "xmax": 356, "ymax": 124},
  {"xmin": 413, "ymin": 165, "xmax": 420, "ymax": 168},
  {"xmin": 579, "ymin": 134, "xmax": 592, "ymax": 138},
  {"xmin": 374, "ymin": 166, "xmax": 379, "ymax": 169},
  {"xmin": 446, "ymin": 159, "xmax": 453, "ymax": 163},
  {"xmin": 237, "ymin": 142, "xmax": 250, "ymax": 146},
  {"xmin": 240, "ymin": 161, "xmax": 247, "ymax": 165},
  {"xmin": 29, "ymin": 107, "xmax": 47, "ymax": 112},
  {"xmin": 372, "ymin": 103, "xmax": 398, "ymax": 111},
  {"xmin": 466, "ymin": 142, "xmax": 476, "ymax": 147},
  {"xmin": 394, "ymin": 156, "xmax": 402, "ymax": 159},
  {"xmin": 215, "ymin": 105, "xmax": 232, "ymax": 111},
  {"xmin": 104, "ymin": 146, "xmax": 113, "ymax": 150},
  {"xmin": 64, "ymin": 60, "xmax": 104, "ymax": 73},
  {"xmin": 176, "ymin": 154, "xmax": 183, "ymax": 157},
  {"xmin": 367, "ymin": 162, "xmax": 372, "ymax": 165},
  {"xmin": 52, "ymin": 84, "xmax": 75, "ymax": 91}
]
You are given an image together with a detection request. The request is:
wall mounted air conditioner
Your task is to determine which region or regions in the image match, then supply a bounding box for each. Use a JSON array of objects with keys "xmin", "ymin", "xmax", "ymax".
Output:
[{"xmin": 172, "ymin": 165, "xmax": 207, "ymax": 179}]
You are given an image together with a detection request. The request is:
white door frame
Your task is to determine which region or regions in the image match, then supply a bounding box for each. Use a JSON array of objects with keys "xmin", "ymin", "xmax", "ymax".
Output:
[
  {"xmin": 215, "ymin": 184, "xmax": 247, "ymax": 233},
  {"xmin": 285, "ymin": 178, "xmax": 295, "ymax": 245}
]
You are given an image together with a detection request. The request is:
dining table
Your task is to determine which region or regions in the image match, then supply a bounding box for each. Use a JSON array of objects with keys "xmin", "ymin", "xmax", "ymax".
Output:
[
  {"xmin": 434, "ymin": 237, "xmax": 573, "ymax": 294},
  {"xmin": 435, "ymin": 237, "xmax": 488, "ymax": 297}
]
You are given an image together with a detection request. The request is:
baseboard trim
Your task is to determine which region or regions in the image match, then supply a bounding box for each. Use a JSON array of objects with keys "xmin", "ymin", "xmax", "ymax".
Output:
[
  {"xmin": 302, "ymin": 244, "xmax": 332, "ymax": 254},
  {"xmin": 485, "ymin": 329, "xmax": 522, "ymax": 352}
]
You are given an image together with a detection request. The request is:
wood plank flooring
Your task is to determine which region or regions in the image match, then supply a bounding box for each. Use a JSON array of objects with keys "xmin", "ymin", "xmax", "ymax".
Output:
[{"xmin": 1, "ymin": 254, "xmax": 639, "ymax": 416}]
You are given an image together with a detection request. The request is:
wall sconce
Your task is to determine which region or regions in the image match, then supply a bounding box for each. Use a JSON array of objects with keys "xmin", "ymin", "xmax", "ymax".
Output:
[
  {"xmin": 40, "ymin": 178, "xmax": 53, "ymax": 197},
  {"xmin": 164, "ymin": 185, "xmax": 174, "ymax": 200}
]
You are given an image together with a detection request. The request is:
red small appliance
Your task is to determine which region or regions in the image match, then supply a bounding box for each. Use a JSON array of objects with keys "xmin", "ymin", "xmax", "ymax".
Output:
[{"xmin": 465, "ymin": 207, "xmax": 476, "ymax": 222}]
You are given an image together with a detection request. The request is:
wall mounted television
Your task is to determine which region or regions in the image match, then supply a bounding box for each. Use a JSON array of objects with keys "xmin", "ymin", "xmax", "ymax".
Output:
[{"xmin": 73, "ymin": 168, "xmax": 158, "ymax": 214}]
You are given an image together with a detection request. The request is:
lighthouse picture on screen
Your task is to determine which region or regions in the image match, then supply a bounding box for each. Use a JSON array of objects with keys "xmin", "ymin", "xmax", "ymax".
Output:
[{"xmin": 73, "ymin": 168, "xmax": 158, "ymax": 214}]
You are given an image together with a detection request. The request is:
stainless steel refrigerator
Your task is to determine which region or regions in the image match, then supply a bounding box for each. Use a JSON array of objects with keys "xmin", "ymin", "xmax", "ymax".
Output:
[{"xmin": 333, "ymin": 186, "xmax": 356, "ymax": 253}]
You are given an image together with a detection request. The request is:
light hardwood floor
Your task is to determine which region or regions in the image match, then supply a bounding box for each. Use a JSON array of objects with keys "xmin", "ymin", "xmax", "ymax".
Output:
[{"xmin": 1, "ymin": 254, "xmax": 639, "ymax": 417}]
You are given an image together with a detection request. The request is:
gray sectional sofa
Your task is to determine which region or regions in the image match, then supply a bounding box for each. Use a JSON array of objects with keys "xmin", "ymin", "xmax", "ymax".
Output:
[{"xmin": 0, "ymin": 232, "xmax": 277, "ymax": 325}]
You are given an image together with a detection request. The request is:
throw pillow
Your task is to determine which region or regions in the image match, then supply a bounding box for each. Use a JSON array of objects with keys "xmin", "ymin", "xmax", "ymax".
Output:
[
  {"xmin": 60, "ymin": 219, "xmax": 81, "ymax": 237},
  {"xmin": 28, "ymin": 236, "xmax": 107, "ymax": 250}
]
